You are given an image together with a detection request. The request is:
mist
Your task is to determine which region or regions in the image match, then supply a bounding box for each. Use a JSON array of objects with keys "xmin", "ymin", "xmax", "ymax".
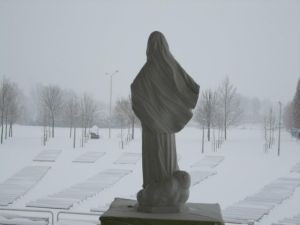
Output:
[{"xmin": 1, "ymin": 0, "xmax": 299, "ymax": 105}]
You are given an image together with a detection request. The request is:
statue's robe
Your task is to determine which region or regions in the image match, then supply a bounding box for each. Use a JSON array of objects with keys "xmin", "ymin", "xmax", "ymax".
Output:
[{"xmin": 131, "ymin": 31, "xmax": 199, "ymax": 188}]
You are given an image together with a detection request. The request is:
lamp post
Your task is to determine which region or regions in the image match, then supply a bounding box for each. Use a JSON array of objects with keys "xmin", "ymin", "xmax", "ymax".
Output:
[
  {"xmin": 106, "ymin": 70, "xmax": 119, "ymax": 139},
  {"xmin": 278, "ymin": 101, "xmax": 282, "ymax": 156}
]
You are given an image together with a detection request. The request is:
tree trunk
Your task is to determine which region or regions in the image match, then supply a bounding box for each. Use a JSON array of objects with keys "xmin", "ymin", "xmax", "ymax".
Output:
[
  {"xmin": 201, "ymin": 125, "xmax": 204, "ymax": 154},
  {"xmin": 207, "ymin": 122, "xmax": 210, "ymax": 141},
  {"xmin": 81, "ymin": 127, "xmax": 84, "ymax": 147},
  {"xmin": 48, "ymin": 125, "xmax": 51, "ymax": 139},
  {"xmin": 5, "ymin": 113, "xmax": 7, "ymax": 140},
  {"xmin": 43, "ymin": 125, "xmax": 46, "ymax": 146},
  {"xmin": 224, "ymin": 100, "xmax": 227, "ymax": 140},
  {"xmin": 52, "ymin": 117, "xmax": 55, "ymax": 138},
  {"xmin": 121, "ymin": 122, "xmax": 124, "ymax": 149},
  {"xmin": 1, "ymin": 111, "xmax": 3, "ymax": 144},
  {"xmin": 73, "ymin": 127, "xmax": 76, "ymax": 148},
  {"xmin": 84, "ymin": 126, "xmax": 87, "ymax": 142},
  {"xmin": 131, "ymin": 118, "xmax": 135, "ymax": 140},
  {"xmin": 9, "ymin": 122, "xmax": 12, "ymax": 137},
  {"xmin": 224, "ymin": 122, "xmax": 227, "ymax": 141},
  {"xmin": 69, "ymin": 123, "xmax": 72, "ymax": 138}
]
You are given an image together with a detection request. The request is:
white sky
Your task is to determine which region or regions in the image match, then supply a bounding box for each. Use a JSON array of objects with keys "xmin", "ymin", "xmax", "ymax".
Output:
[{"xmin": 0, "ymin": 0, "xmax": 299, "ymax": 104}]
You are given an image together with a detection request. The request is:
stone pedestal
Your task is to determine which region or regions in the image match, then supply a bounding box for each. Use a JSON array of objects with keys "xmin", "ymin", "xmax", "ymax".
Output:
[{"xmin": 100, "ymin": 198, "xmax": 224, "ymax": 225}]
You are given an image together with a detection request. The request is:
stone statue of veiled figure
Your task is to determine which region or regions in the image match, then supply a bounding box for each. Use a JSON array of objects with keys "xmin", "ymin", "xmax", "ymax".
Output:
[{"xmin": 131, "ymin": 31, "xmax": 200, "ymax": 213}]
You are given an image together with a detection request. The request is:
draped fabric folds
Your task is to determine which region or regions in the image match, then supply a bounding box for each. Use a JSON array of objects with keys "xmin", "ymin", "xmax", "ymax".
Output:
[
  {"xmin": 131, "ymin": 32, "xmax": 199, "ymax": 134},
  {"xmin": 131, "ymin": 31, "xmax": 200, "ymax": 188}
]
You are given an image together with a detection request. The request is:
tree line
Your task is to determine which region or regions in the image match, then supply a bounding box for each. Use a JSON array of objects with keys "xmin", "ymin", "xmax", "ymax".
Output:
[
  {"xmin": 284, "ymin": 78, "xmax": 300, "ymax": 132},
  {"xmin": 194, "ymin": 77, "xmax": 242, "ymax": 152},
  {"xmin": 0, "ymin": 77, "xmax": 23, "ymax": 144},
  {"xmin": 2, "ymin": 75, "xmax": 298, "ymax": 148},
  {"xmin": 0, "ymin": 76, "xmax": 137, "ymax": 147}
]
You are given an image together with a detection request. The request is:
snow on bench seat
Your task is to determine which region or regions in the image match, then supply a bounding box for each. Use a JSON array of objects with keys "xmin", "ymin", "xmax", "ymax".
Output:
[
  {"xmin": 272, "ymin": 213, "xmax": 300, "ymax": 225},
  {"xmin": 114, "ymin": 153, "xmax": 141, "ymax": 165},
  {"xmin": 58, "ymin": 219, "xmax": 99, "ymax": 225},
  {"xmin": 191, "ymin": 155, "xmax": 224, "ymax": 168},
  {"xmin": 72, "ymin": 152, "xmax": 105, "ymax": 163},
  {"xmin": 222, "ymin": 177, "xmax": 300, "ymax": 224},
  {"xmin": 33, "ymin": 150, "xmax": 62, "ymax": 162},
  {"xmin": 189, "ymin": 170, "xmax": 217, "ymax": 186},
  {"xmin": 26, "ymin": 169, "xmax": 131, "ymax": 210},
  {"xmin": 0, "ymin": 214, "xmax": 49, "ymax": 225},
  {"xmin": 0, "ymin": 166, "xmax": 50, "ymax": 206},
  {"xmin": 26, "ymin": 198, "xmax": 76, "ymax": 209},
  {"xmin": 290, "ymin": 162, "xmax": 300, "ymax": 173}
]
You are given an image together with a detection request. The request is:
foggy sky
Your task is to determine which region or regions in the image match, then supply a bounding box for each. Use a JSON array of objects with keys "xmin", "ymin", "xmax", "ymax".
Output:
[{"xmin": 0, "ymin": 0, "xmax": 299, "ymax": 104}]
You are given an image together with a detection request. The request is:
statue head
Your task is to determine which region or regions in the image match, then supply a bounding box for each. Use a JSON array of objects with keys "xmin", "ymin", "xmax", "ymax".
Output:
[{"xmin": 146, "ymin": 31, "xmax": 171, "ymax": 59}]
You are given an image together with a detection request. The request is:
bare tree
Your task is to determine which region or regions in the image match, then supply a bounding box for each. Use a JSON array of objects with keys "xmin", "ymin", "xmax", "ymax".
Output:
[
  {"xmin": 217, "ymin": 77, "xmax": 242, "ymax": 140},
  {"xmin": 213, "ymin": 103, "xmax": 225, "ymax": 150},
  {"xmin": 63, "ymin": 91, "xmax": 79, "ymax": 138},
  {"xmin": 0, "ymin": 77, "xmax": 11, "ymax": 144},
  {"xmin": 114, "ymin": 98, "xmax": 128, "ymax": 149},
  {"xmin": 40, "ymin": 85, "xmax": 63, "ymax": 138},
  {"xmin": 283, "ymin": 102, "xmax": 294, "ymax": 130},
  {"xmin": 79, "ymin": 94, "xmax": 98, "ymax": 147},
  {"xmin": 263, "ymin": 107, "xmax": 276, "ymax": 152},
  {"xmin": 293, "ymin": 79, "xmax": 300, "ymax": 129},
  {"xmin": 7, "ymin": 83, "xmax": 22, "ymax": 138},
  {"xmin": 115, "ymin": 96, "xmax": 137, "ymax": 139},
  {"xmin": 195, "ymin": 89, "xmax": 217, "ymax": 141},
  {"xmin": 0, "ymin": 78, "xmax": 22, "ymax": 143}
]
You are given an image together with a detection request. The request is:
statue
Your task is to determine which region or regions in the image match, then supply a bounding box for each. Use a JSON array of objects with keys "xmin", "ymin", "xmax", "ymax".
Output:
[{"xmin": 131, "ymin": 31, "xmax": 200, "ymax": 213}]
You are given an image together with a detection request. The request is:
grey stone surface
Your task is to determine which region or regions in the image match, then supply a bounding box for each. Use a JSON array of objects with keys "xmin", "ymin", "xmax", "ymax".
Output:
[
  {"xmin": 131, "ymin": 31, "xmax": 200, "ymax": 211},
  {"xmin": 100, "ymin": 198, "xmax": 224, "ymax": 225}
]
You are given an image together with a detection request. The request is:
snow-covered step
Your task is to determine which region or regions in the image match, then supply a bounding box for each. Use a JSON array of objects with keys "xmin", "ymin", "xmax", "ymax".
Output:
[
  {"xmin": 72, "ymin": 152, "xmax": 105, "ymax": 163},
  {"xmin": 27, "ymin": 198, "xmax": 76, "ymax": 209},
  {"xmin": 33, "ymin": 150, "xmax": 62, "ymax": 162},
  {"xmin": 222, "ymin": 176, "xmax": 300, "ymax": 224},
  {"xmin": 114, "ymin": 153, "xmax": 141, "ymax": 165},
  {"xmin": 272, "ymin": 213, "xmax": 300, "ymax": 225},
  {"xmin": 189, "ymin": 170, "xmax": 217, "ymax": 186},
  {"xmin": 191, "ymin": 155, "xmax": 224, "ymax": 168},
  {"xmin": 0, "ymin": 166, "xmax": 50, "ymax": 206},
  {"xmin": 26, "ymin": 169, "xmax": 132, "ymax": 210}
]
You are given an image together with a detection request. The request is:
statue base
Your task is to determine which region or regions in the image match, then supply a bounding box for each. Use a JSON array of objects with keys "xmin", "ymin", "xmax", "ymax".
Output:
[
  {"xmin": 137, "ymin": 204, "xmax": 185, "ymax": 214},
  {"xmin": 100, "ymin": 198, "xmax": 224, "ymax": 225}
]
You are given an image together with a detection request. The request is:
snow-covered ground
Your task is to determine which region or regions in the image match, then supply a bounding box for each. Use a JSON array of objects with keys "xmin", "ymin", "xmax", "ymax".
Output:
[{"xmin": 0, "ymin": 125, "xmax": 299, "ymax": 225}]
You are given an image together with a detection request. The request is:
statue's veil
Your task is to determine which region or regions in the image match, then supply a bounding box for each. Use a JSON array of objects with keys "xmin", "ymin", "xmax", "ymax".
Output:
[
  {"xmin": 146, "ymin": 31, "xmax": 172, "ymax": 60},
  {"xmin": 131, "ymin": 31, "xmax": 199, "ymax": 133}
]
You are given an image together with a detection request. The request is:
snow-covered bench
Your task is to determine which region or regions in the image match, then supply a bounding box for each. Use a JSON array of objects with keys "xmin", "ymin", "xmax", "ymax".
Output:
[
  {"xmin": 114, "ymin": 153, "xmax": 141, "ymax": 165},
  {"xmin": 191, "ymin": 155, "xmax": 224, "ymax": 168},
  {"xmin": 72, "ymin": 152, "xmax": 105, "ymax": 163},
  {"xmin": 26, "ymin": 169, "xmax": 132, "ymax": 210},
  {"xmin": 56, "ymin": 211, "xmax": 101, "ymax": 225},
  {"xmin": 272, "ymin": 212, "xmax": 300, "ymax": 225},
  {"xmin": 0, "ymin": 166, "xmax": 50, "ymax": 206},
  {"xmin": 0, "ymin": 214, "xmax": 49, "ymax": 225},
  {"xmin": 222, "ymin": 177, "xmax": 300, "ymax": 225},
  {"xmin": 33, "ymin": 150, "xmax": 62, "ymax": 162},
  {"xmin": 0, "ymin": 208, "xmax": 54, "ymax": 225}
]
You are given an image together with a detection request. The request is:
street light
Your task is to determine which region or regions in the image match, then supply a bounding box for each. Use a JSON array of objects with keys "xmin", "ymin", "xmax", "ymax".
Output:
[{"xmin": 106, "ymin": 70, "xmax": 119, "ymax": 139}]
